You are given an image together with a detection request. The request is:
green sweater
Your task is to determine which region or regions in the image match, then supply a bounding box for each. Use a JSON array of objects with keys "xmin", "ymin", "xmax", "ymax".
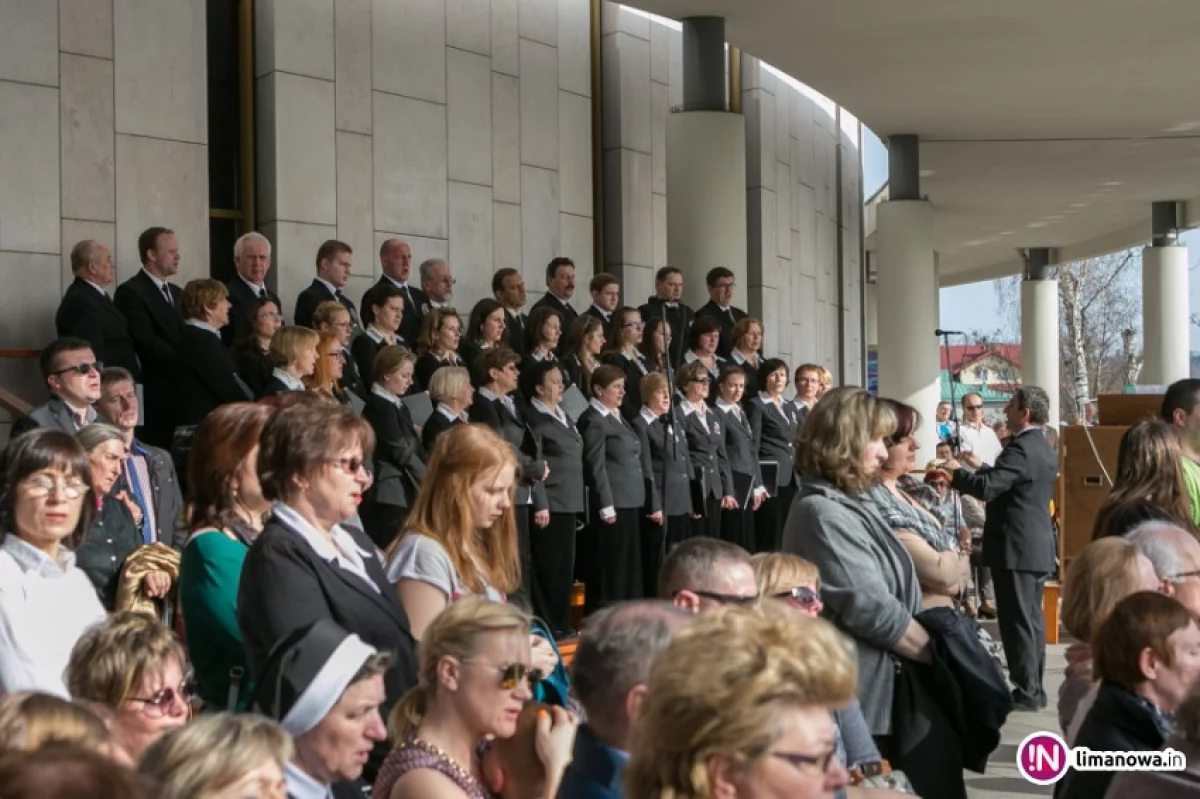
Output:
[
  {"xmin": 179, "ymin": 530, "xmax": 252, "ymax": 711},
  {"xmin": 1183, "ymin": 457, "xmax": 1200, "ymax": 527}
]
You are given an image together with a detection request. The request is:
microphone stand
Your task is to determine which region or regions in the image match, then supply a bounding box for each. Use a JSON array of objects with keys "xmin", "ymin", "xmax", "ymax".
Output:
[
  {"xmin": 661, "ymin": 302, "xmax": 675, "ymax": 560},
  {"xmin": 938, "ymin": 328, "xmax": 974, "ymax": 612}
]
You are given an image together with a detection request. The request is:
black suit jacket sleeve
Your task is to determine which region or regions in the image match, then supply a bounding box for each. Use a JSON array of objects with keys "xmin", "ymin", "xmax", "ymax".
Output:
[
  {"xmin": 58, "ymin": 294, "xmax": 110, "ymax": 366},
  {"xmin": 952, "ymin": 443, "xmax": 1027, "ymax": 502},
  {"xmin": 365, "ymin": 398, "xmax": 422, "ymax": 470},
  {"xmin": 193, "ymin": 332, "xmax": 252, "ymax": 405},
  {"xmin": 114, "ymin": 282, "xmax": 178, "ymax": 369}
]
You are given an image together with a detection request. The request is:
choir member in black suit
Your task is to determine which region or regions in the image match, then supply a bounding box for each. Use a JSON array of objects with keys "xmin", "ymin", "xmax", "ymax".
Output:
[
  {"xmin": 313, "ymin": 300, "xmax": 367, "ymax": 400},
  {"xmin": 638, "ymin": 266, "xmax": 694, "ymax": 367},
  {"xmin": 519, "ymin": 306, "xmax": 564, "ymax": 389},
  {"xmin": 792, "ymin": 362, "xmax": 824, "ymax": 423},
  {"xmin": 728, "ymin": 317, "xmax": 765, "ymax": 392},
  {"xmin": 584, "ymin": 272, "xmax": 620, "ymax": 328},
  {"xmin": 746, "ymin": 358, "xmax": 802, "ymax": 553},
  {"xmin": 577, "ymin": 365, "xmax": 660, "ymax": 614},
  {"xmin": 632, "ymin": 372, "xmax": 691, "ymax": 592},
  {"xmin": 176, "ymin": 280, "xmax": 252, "ymax": 429},
  {"xmin": 259, "ymin": 326, "xmax": 320, "ymax": 398},
  {"xmin": 421, "ymin": 365, "xmax": 471, "ymax": 452},
  {"xmin": 521, "ymin": 360, "xmax": 585, "ymax": 636},
  {"xmin": 676, "ymin": 361, "xmax": 736, "ymax": 540},
  {"xmin": 113, "ymin": 226, "xmax": 185, "ymax": 448},
  {"xmin": 368, "ymin": 238, "xmax": 427, "ymax": 347},
  {"xmin": 459, "ymin": 299, "xmax": 509, "ymax": 385},
  {"xmin": 224, "ymin": 231, "xmax": 282, "ymax": 345},
  {"xmin": 413, "ymin": 307, "xmax": 464, "ymax": 393},
  {"xmin": 530, "ymin": 257, "xmax": 578, "ymax": 337},
  {"xmin": 360, "ymin": 347, "xmax": 426, "ymax": 548},
  {"xmin": 694, "ymin": 266, "xmax": 747, "ymax": 359},
  {"xmin": 469, "ymin": 348, "xmax": 549, "ymax": 611},
  {"xmin": 600, "ymin": 307, "xmax": 650, "ymax": 422},
  {"xmin": 638, "ymin": 316, "xmax": 675, "ymax": 383},
  {"xmin": 714, "ymin": 365, "xmax": 766, "ymax": 552},
  {"xmin": 493, "ymin": 268, "xmax": 528, "ymax": 355},
  {"xmin": 352, "ymin": 283, "xmax": 405, "ymax": 390},
  {"xmin": 682, "ymin": 315, "xmax": 726, "ymax": 395},
  {"xmin": 233, "ymin": 297, "xmax": 281, "ymax": 398},
  {"xmin": 293, "ymin": 239, "xmax": 361, "ymax": 331},
  {"xmin": 559, "ymin": 315, "xmax": 604, "ymax": 398},
  {"xmin": 57, "ymin": 240, "xmax": 141, "ymax": 379}
]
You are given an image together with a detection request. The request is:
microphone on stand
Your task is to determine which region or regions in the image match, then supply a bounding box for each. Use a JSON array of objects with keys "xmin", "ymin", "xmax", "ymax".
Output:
[{"xmin": 934, "ymin": 329, "xmax": 964, "ymax": 337}]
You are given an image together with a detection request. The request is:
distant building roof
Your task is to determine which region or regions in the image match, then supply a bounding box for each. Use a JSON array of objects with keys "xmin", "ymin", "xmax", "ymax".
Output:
[
  {"xmin": 940, "ymin": 344, "xmax": 1022, "ymax": 372},
  {"xmin": 941, "ymin": 370, "xmax": 1014, "ymax": 404}
]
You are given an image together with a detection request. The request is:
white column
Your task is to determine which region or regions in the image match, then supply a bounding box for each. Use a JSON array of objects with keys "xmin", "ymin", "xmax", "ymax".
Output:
[
  {"xmin": 864, "ymin": 281, "xmax": 879, "ymax": 348},
  {"xmin": 666, "ymin": 111, "xmax": 748, "ymax": 312},
  {"xmin": 1021, "ymin": 278, "xmax": 1060, "ymax": 427},
  {"xmin": 1141, "ymin": 244, "xmax": 1190, "ymax": 386},
  {"xmin": 876, "ymin": 200, "xmax": 940, "ymax": 456}
]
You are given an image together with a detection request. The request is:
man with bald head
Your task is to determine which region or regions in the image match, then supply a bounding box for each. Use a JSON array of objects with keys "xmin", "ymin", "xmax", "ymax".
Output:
[
  {"xmin": 1125, "ymin": 520, "xmax": 1200, "ymax": 616},
  {"xmin": 368, "ymin": 238, "xmax": 427, "ymax": 344},
  {"xmin": 56, "ymin": 239, "xmax": 140, "ymax": 379}
]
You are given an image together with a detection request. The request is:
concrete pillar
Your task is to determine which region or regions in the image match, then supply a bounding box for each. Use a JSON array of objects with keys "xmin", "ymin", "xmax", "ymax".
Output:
[
  {"xmin": 681, "ymin": 17, "xmax": 726, "ymax": 112},
  {"xmin": 666, "ymin": 112, "xmax": 748, "ymax": 312},
  {"xmin": 865, "ymin": 281, "xmax": 879, "ymax": 348},
  {"xmin": 1021, "ymin": 248, "xmax": 1060, "ymax": 426},
  {"xmin": 1142, "ymin": 244, "xmax": 1190, "ymax": 386}
]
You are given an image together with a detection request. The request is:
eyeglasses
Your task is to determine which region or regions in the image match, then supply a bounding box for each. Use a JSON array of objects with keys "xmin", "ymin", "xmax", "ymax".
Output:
[
  {"xmin": 679, "ymin": 589, "xmax": 759, "ymax": 606},
  {"xmin": 965, "ymin": 404, "xmax": 983, "ymax": 411},
  {"xmin": 461, "ymin": 659, "xmax": 544, "ymax": 690},
  {"xmin": 52, "ymin": 361, "xmax": 103, "ymax": 377},
  {"xmin": 331, "ymin": 457, "xmax": 371, "ymax": 476},
  {"xmin": 774, "ymin": 585, "xmax": 821, "ymax": 608},
  {"xmin": 1169, "ymin": 569, "xmax": 1200, "ymax": 582},
  {"xmin": 929, "ymin": 480, "xmax": 949, "ymax": 488},
  {"xmin": 129, "ymin": 676, "xmax": 195, "ymax": 718},
  {"xmin": 22, "ymin": 474, "xmax": 88, "ymax": 499},
  {"xmin": 772, "ymin": 748, "xmax": 838, "ymax": 773}
]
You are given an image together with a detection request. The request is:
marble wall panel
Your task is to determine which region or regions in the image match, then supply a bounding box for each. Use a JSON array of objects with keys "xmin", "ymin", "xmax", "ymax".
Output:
[
  {"xmin": 519, "ymin": 40, "xmax": 559, "ymax": 170},
  {"xmin": 256, "ymin": 0, "xmax": 335, "ymax": 80},
  {"xmin": 600, "ymin": 2, "xmax": 648, "ymax": 39},
  {"xmin": 447, "ymin": 181, "xmax": 494, "ymax": 308},
  {"xmin": 493, "ymin": 201, "xmax": 522, "ymax": 273},
  {"xmin": 603, "ymin": 149, "xmax": 651, "ymax": 268},
  {"xmin": 652, "ymin": 192, "xmax": 666, "ymax": 269},
  {"xmin": 269, "ymin": 72, "xmax": 337, "ymax": 225},
  {"xmin": 491, "ymin": 0, "xmax": 520, "ymax": 76},
  {"xmin": 558, "ymin": 90, "xmax": 592, "ymax": 217},
  {"xmin": 60, "ymin": 54, "xmax": 115, "ymax": 223},
  {"xmin": 61, "ymin": 0, "xmax": 114, "ymax": 59},
  {"xmin": 335, "ymin": 0, "xmax": 372, "ymax": 133},
  {"xmin": 263, "ymin": 220, "xmax": 338, "ymax": 318},
  {"xmin": 775, "ymin": 161, "xmax": 791, "ymax": 261},
  {"xmin": 373, "ymin": 92, "xmax": 448, "ymax": 237},
  {"xmin": 336, "ymin": 131, "xmax": 374, "ymax": 277},
  {"xmin": 519, "ymin": 165, "xmax": 560, "ymax": 286},
  {"xmin": 558, "ymin": 0, "xmax": 590, "ymax": 96},
  {"xmin": 447, "ymin": 0, "xmax": 491, "ymax": 55},
  {"xmin": 743, "ymin": 88, "xmax": 775, "ymax": 191},
  {"xmin": 0, "ymin": 0, "xmax": 58, "ymax": 86},
  {"xmin": 0, "ymin": 253, "xmax": 63, "ymax": 351},
  {"xmin": 621, "ymin": 263, "xmax": 652, "ymax": 307},
  {"xmin": 560, "ymin": 212, "xmax": 593, "ymax": 281},
  {"xmin": 114, "ymin": 0, "xmax": 206, "ymax": 143},
  {"xmin": 0, "ymin": 82, "xmax": 60, "ymax": 254},
  {"xmin": 601, "ymin": 32, "xmax": 650, "ymax": 154},
  {"xmin": 447, "ymin": 48, "xmax": 493, "ymax": 185},
  {"xmin": 649, "ymin": 19, "xmax": 669, "ymax": 85},
  {"xmin": 650, "ymin": 80, "xmax": 667, "ymax": 195},
  {"xmin": 520, "ymin": 0, "xmax": 558, "ymax": 47},
  {"xmin": 372, "ymin": 0, "xmax": 446, "ymax": 104},
  {"xmin": 794, "ymin": 185, "xmax": 816, "ymax": 277},
  {"xmin": 746, "ymin": 188, "xmax": 777, "ymax": 288},
  {"xmin": 492, "ymin": 73, "xmax": 521, "ymax": 202}
]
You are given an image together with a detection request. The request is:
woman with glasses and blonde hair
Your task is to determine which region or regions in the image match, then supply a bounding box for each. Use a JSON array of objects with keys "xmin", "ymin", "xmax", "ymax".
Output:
[
  {"xmin": 260, "ymin": 326, "xmax": 320, "ymax": 398},
  {"xmin": 306, "ymin": 331, "xmax": 363, "ymax": 411},
  {"xmin": 0, "ymin": 429, "xmax": 104, "ymax": 696},
  {"xmin": 414, "ymin": 307, "xmax": 464, "ymax": 392},
  {"xmin": 601, "ymin": 306, "xmax": 650, "ymax": 421},
  {"xmin": 66, "ymin": 610, "xmax": 192, "ymax": 762},
  {"xmin": 138, "ymin": 713, "xmax": 292, "ymax": 799},
  {"xmin": 313, "ymin": 300, "xmax": 368, "ymax": 398},
  {"xmin": 375, "ymin": 597, "xmax": 577, "ymax": 799},
  {"xmin": 1092, "ymin": 419, "xmax": 1195, "ymax": 539},
  {"xmin": 625, "ymin": 601, "xmax": 855, "ymax": 798}
]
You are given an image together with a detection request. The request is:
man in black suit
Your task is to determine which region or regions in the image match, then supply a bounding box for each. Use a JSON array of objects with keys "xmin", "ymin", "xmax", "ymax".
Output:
[
  {"xmin": 951, "ymin": 385, "xmax": 1058, "ymax": 711},
  {"xmin": 294, "ymin": 239, "xmax": 360, "ymax": 330},
  {"xmin": 369, "ymin": 238, "xmax": 427, "ymax": 344},
  {"xmin": 493, "ymin": 268, "xmax": 527, "ymax": 354},
  {"xmin": 11, "ymin": 337, "xmax": 106, "ymax": 439},
  {"xmin": 417, "ymin": 257, "xmax": 455, "ymax": 315},
  {"xmin": 694, "ymin": 266, "xmax": 747, "ymax": 359},
  {"xmin": 225, "ymin": 231, "xmax": 283, "ymax": 345},
  {"xmin": 113, "ymin": 226, "xmax": 185, "ymax": 448},
  {"xmin": 584, "ymin": 272, "xmax": 620, "ymax": 328},
  {"xmin": 531, "ymin": 256, "xmax": 578, "ymax": 327},
  {"xmin": 56, "ymin": 240, "xmax": 140, "ymax": 378},
  {"xmin": 639, "ymin": 266, "xmax": 695, "ymax": 367}
]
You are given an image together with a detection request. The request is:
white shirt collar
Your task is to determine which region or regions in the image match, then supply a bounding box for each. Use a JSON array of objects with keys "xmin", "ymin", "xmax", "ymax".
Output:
[
  {"xmin": 588, "ymin": 398, "xmax": 611, "ymax": 417},
  {"xmin": 427, "ymin": 298, "xmax": 447, "ymax": 310},
  {"xmin": 271, "ymin": 503, "xmax": 377, "ymax": 592},
  {"xmin": 505, "ymin": 307, "xmax": 523, "ymax": 319},
  {"xmin": 548, "ymin": 291, "xmax": 572, "ymax": 306},
  {"xmin": 185, "ymin": 319, "xmax": 221, "ymax": 336},
  {"xmin": 759, "ymin": 391, "xmax": 782, "ymax": 408},
  {"xmin": 716, "ymin": 398, "xmax": 742, "ymax": 414},
  {"xmin": 366, "ymin": 325, "xmax": 393, "ymax": 345},
  {"xmin": 239, "ymin": 273, "xmax": 267, "ymax": 295},
  {"xmin": 639, "ymin": 406, "xmax": 659, "ymax": 425},
  {"xmin": 679, "ymin": 399, "xmax": 701, "ymax": 417},
  {"xmin": 591, "ymin": 304, "xmax": 611, "ymax": 320},
  {"xmin": 717, "ymin": 303, "xmax": 731, "ymax": 312},
  {"xmin": 316, "ymin": 276, "xmax": 341, "ymax": 297},
  {"xmin": 436, "ymin": 402, "xmax": 464, "ymax": 422},
  {"xmin": 0, "ymin": 535, "xmax": 75, "ymax": 577},
  {"xmin": 371, "ymin": 384, "xmax": 401, "ymax": 406},
  {"xmin": 272, "ymin": 368, "xmax": 306, "ymax": 391},
  {"xmin": 285, "ymin": 762, "xmax": 331, "ymax": 799},
  {"xmin": 530, "ymin": 397, "xmax": 566, "ymax": 423},
  {"xmin": 383, "ymin": 274, "xmax": 412, "ymax": 291},
  {"xmin": 529, "ymin": 348, "xmax": 554, "ymax": 363},
  {"xmin": 142, "ymin": 268, "xmax": 170, "ymax": 293},
  {"xmin": 83, "ymin": 277, "xmax": 108, "ymax": 295}
]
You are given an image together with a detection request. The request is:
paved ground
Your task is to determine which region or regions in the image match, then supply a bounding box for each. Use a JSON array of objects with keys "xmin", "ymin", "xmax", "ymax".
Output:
[{"xmin": 964, "ymin": 625, "xmax": 1064, "ymax": 798}]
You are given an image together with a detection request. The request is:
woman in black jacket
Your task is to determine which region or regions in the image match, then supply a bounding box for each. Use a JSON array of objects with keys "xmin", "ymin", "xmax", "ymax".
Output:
[
  {"xmin": 631, "ymin": 371, "xmax": 691, "ymax": 592},
  {"xmin": 458, "ymin": 298, "xmax": 508, "ymax": 385},
  {"xmin": 600, "ymin": 306, "xmax": 649, "ymax": 422},
  {"xmin": 421, "ymin": 365, "xmax": 472, "ymax": 452},
  {"xmin": 352, "ymin": 283, "xmax": 405, "ymax": 390},
  {"xmin": 746, "ymin": 358, "xmax": 802, "ymax": 553},
  {"xmin": 176, "ymin": 280, "xmax": 252, "ymax": 426},
  {"xmin": 715, "ymin": 364, "xmax": 765, "ymax": 552},
  {"xmin": 232, "ymin": 296, "xmax": 281, "ymax": 398},
  {"xmin": 676, "ymin": 361, "xmax": 736, "ymax": 540},
  {"xmin": 413, "ymin": 307, "xmax": 464, "ymax": 393}
]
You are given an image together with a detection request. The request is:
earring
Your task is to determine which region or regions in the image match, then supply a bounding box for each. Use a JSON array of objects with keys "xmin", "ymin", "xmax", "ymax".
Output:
[{"xmin": 231, "ymin": 488, "xmax": 238, "ymax": 499}]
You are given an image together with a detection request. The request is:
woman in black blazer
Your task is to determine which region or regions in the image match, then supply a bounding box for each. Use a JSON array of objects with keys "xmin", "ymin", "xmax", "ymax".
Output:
[
  {"xmin": 176, "ymin": 280, "xmax": 253, "ymax": 428},
  {"xmin": 458, "ymin": 299, "xmax": 508, "ymax": 385},
  {"xmin": 746, "ymin": 358, "xmax": 802, "ymax": 553},
  {"xmin": 232, "ymin": 297, "xmax": 281, "ymax": 398},
  {"xmin": 360, "ymin": 347, "xmax": 426, "ymax": 548},
  {"xmin": 715, "ymin": 364, "xmax": 765, "ymax": 552},
  {"xmin": 600, "ymin": 306, "xmax": 650, "ymax": 422},
  {"xmin": 420, "ymin": 365, "xmax": 471, "ymax": 452},
  {"xmin": 352, "ymin": 283, "xmax": 405, "ymax": 389},
  {"xmin": 259, "ymin": 326, "xmax": 320, "ymax": 398},
  {"xmin": 728, "ymin": 317, "xmax": 764, "ymax": 394},
  {"xmin": 638, "ymin": 317, "xmax": 675, "ymax": 382},
  {"xmin": 559, "ymin": 314, "xmax": 604, "ymax": 398},
  {"xmin": 237, "ymin": 402, "xmax": 418, "ymax": 780},
  {"xmin": 413, "ymin": 307, "xmax": 464, "ymax": 392},
  {"xmin": 676, "ymin": 361, "xmax": 736, "ymax": 540},
  {"xmin": 519, "ymin": 306, "xmax": 565, "ymax": 395},
  {"xmin": 521, "ymin": 360, "xmax": 585, "ymax": 637}
]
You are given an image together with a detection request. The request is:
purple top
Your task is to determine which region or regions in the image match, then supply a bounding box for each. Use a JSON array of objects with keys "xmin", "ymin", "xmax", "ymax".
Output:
[{"xmin": 372, "ymin": 738, "xmax": 494, "ymax": 799}]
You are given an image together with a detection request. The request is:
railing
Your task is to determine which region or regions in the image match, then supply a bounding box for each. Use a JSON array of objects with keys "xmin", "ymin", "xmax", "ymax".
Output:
[{"xmin": 0, "ymin": 349, "xmax": 38, "ymax": 421}]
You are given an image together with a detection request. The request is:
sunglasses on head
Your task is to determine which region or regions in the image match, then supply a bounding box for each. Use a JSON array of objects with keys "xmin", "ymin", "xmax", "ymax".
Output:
[
  {"xmin": 774, "ymin": 585, "xmax": 821, "ymax": 607},
  {"xmin": 52, "ymin": 361, "xmax": 103, "ymax": 377},
  {"xmin": 461, "ymin": 659, "xmax": 544, "ymax": 690}
]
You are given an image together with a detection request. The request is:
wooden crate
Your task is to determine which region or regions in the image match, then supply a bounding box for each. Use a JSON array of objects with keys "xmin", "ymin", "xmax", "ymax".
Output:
[
  {"xmin": 1059, "ymin": 425, "xmax": 1125, "ymax": 564},
  {"xmin": 1097, "ymin": 394, "xmax": 1161, "ymax": 426}
]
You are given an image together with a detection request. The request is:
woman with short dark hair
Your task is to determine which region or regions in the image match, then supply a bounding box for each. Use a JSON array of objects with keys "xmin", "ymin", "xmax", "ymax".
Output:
[
  {"xmin": 459, "ymin": 298, "xmax": 508, "ymax": 384},
  {"xmin": 176, "ymin": 279, "xmax": 250, "ymax": 428},
  {"xmin": 600, "ymin": 306, "xmax": 649, "ymax": 421},
  {"xmin": 233, "ymin": 297, "xmax": 281, "ymax": 398},
  {"xmin": 683, "ymin": 315, "xmax": 725, "ymax": 388},
  {"xmin": 746, "ymin": 358, "xmax": 801, "ymax": 553}
]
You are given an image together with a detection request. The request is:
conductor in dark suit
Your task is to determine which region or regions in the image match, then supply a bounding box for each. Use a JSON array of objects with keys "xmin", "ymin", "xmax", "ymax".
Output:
[
  {"xmin": 113, "ymin": 226, "xmax": 185, "ymax": 448},
  {"xmin": 951, "ymin": 385, "xmax": 1058, "ymax": 710},
  {"xmin": 369, "ymin": 238, "xmax": 427, "ymax": 346},
  {"xmin": 224, "ymin": 231, "xmax": 282, "ymax": 344},
  {"xmin": 294, "ymin": 239, "xmax": 360, "ymax": 331},
  {"xmin": 694, "ymin": 266, "xmax": 747, "ymax": 359},
  {"xmin": 57, "ymin": 240, "xmax": 140, "ymax": 379},
  {"xmin": 175, "ymin": 280, "xmax": 252, "ymax": 428}
]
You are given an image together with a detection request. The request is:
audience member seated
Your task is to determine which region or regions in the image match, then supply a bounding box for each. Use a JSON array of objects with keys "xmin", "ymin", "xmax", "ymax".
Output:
[
  {"xmin": 137, "ymin": 713, "xmax": 290, "ymax": 799},
  {"xmin": 55, "ymin": 239, "xmax": 140, "ymax": 381},
  {"xmin": 1093, "ymin": 419, "xmax": 1196, "ymax": 539},
  {"xmin": 313, "ymin": 300, "xmax": 367, "ymax": 399},
  {"xmin": 361, "ymin": 346, "xmax": 426, "ymax": 548},
  {"xmin": 1108, "ymin": 672, "xmax": 1200, "ymax": 796},
  {"xmin": 0, "ymin": 692, "xmax": 118, "ymax": 761},
  {"xmin": 175, "ymin": 279, "xmax": 252, "ymax": 434},
  {"xmin": 237, "ymin": 402, "xmax": 418, "ymax": 737},
  {"xmin": 232, "ymin": 297, "xmax": 281, "ymax": 397},
  {"xmin": 421, "ymin": 366, "xmax": 472, "ymax": 452},
  {"xmin": 96, "ymin": 367, "xmax": 184, "ymax": 549},
  {"xmin": 354, "ymin": 283, "xmax": 406, "ymax": 388},
  {"xmin": 658, "ymin": 538, "xmax": 759, "ymax": 613},
  {"xmin": 260, "ymin": 325, "xmax": 320, "ymax": 397},
  {"xmin": 1058, "ymin": 591, "xmax": 1200, "ymax": 799},
  {"xmin": 67, "ymin": 611, "xmax": 191, "ymax": 762},
  {"xmin": 558, "ymin": 601, "xmax": 688, "ymax": 799},
  {"xmin": 252, "ymin": 619, "xmax": 392, "ymax": 798},
  {"xmin": 74, "ymin": 424, "xmax": 151, "ymax": 609},
  {"xmin": 0, "ymin": 430, "xmax": 104, "ymax": 697},
  {"xmin": 376, "ymin": 598, "xmax": 576, "ymax": 799},
  {"xmin": 177, "ymin": 403, "xmax": 273, "ymax": 712},
  {"xmin": 750, "ymin": 552, "xmax": 884, "ymax": 779},
  {"xmin": 624, "ymin": 602, "xmax": 854, "ymax": 797},
  {"xmin": 11, "ymin": 337, "xmax": 104, "ymax": 438},
  {"xmin": 414, "ymin": 307, "xmax": 465, "ymax": 392},
  {"xmin": 480, "ymin": 701, "xmax": 571, "ymax": 799},
  {"xmin": 1127, "ymin": 521, "xmax": 1200, "ymax": 615},
  {"xmin": 0, "ymin": 744, "xmax": 146, "ymax": 799},
  {"xmin": 1059, "ymin": 537, "xmax": 1161, "ymax": 741}
]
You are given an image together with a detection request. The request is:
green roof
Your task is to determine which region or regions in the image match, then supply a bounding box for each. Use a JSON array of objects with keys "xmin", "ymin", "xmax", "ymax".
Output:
[{"xmin": 940, "ymin": 370, "xmax": 1014, "ymax": 404}]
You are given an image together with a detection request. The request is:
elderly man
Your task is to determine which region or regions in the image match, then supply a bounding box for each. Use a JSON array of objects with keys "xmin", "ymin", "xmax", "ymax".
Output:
[
  {"xmin": 1126, "ymin": 521, "xmax": 1200, "ymax": 616},
  {"xmin": 11, "ymin": 338, "xmax": 106, "ymax": 439},
  {"xmin": 369, "ymin": 238, "xmax": 427, "ymax": 345},
  {"xmin": 94, "ymin": 367, "xmax": 184, "ymax": 549},
  {"xmin": 418, "ymin": 257, "xmax": 454, "ymax": 314},
  {"xmin": 224, "ymin": 231, "xmax": 282, "ymax": 345},
  {"xmin": 657, "ymin": 538, "xmax": 759, "ymax": 613},
  {"xmin": 56, "ymin": 239, "xmax": 140, "ymax": 379},
  {"xmin": 558, "ymin": 601, "xmax": 689, "ymax": 799}
]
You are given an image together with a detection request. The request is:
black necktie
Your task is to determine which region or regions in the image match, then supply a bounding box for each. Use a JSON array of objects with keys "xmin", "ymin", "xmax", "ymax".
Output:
[
  {"xmin": 258, "ymin": 287, "xmax": 267, "ymax": 300},
  {"xmin": 162, "ymin": 284, "xmax": 173, "ymax": 306}
]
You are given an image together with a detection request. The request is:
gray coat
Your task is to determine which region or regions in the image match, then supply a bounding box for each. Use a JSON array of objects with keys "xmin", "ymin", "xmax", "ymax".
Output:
[{"xmin": 783, "ymin": 478, "xmax": 923, "ymax": 735}]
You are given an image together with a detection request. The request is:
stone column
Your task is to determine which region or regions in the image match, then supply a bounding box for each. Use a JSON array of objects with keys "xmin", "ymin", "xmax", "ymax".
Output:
[
  {"xmin": 1142, "ymin": 201, "xmax": 1190, "ymax": 386},
  {"xmin": 1021, "ymin": 247, "xmax": 1060, "ymax": 426}
]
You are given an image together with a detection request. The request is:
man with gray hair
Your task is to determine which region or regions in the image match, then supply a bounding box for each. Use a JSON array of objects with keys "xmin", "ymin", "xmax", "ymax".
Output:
[
  {"xmin": 558, "ymin": 601, "xmax": 689, "ymax": 798},
  {"xmin": 418, "ymin": 258, "xmax": 454, "ymax": 313},
  {"xmin": 224, "ymin": 231, "xmax": 281, "ymax": 345},
  {"xmin": 1126, "ymin": 520, "xmax": 1200, "ymax": 616}
]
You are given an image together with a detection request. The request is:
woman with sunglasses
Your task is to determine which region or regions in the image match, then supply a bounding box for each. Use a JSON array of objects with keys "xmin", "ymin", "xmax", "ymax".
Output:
[
  {"xmin": 378, "ymin": 597, "xmax": 578, "ymax": 799},
  {"xmin": 66, "ymin": 611, "xmax": 192, "ymax": 762},
  {"xmin": 0, "ymin": 429, "xmax": 105, "ymax": 697},
  {"xmin": 601, "ymin": 306, "xmax": 650, "ymax": 422},
  {"xmin": 751, "ymin": 553, "xmax": 883, "ymax": 781}
]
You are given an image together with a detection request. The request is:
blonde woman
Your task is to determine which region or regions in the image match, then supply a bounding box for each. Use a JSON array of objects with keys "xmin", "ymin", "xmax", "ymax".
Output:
[
  {"xmin": 260, "ymin": 326, "xmax": 320, "ymax": 397},
  {"xmin": 313, "ymin": 299, "xmax": 367, "ymax": 397},
  {"xmin": 0, "ymin": 692, "xmax": 116, "ymax": 760},
  {"xmin": 624, "ymin": 601, "xmax": 855, "ymax": 798},
  {"xmin": 421, "ymin": 365, "xmax": 472, "ymax": 452},
  {"xmin": 138, "ymin": 713, "xmax": 291, "ymax": 799},
  {"xmin": 375, "ymin": 597, "xmax": 577, "ymax": 799}
]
